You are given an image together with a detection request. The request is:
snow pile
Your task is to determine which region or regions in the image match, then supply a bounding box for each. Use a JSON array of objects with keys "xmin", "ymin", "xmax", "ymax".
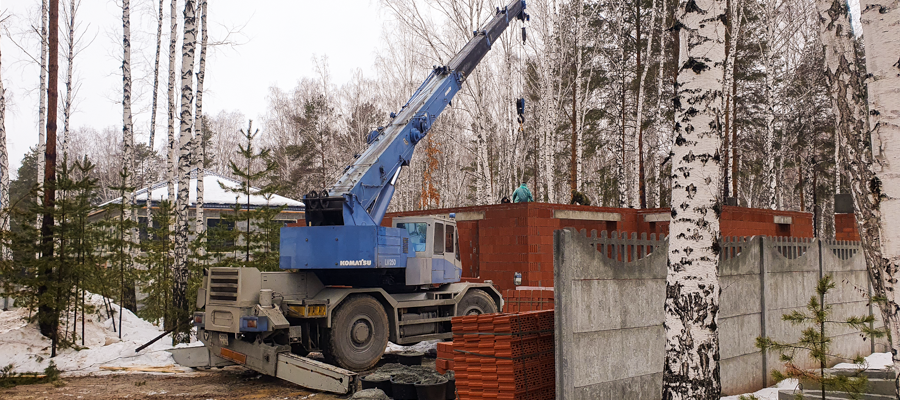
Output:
[
  {"xmin": 0, "ymin": 293, "xmax": 192, "ymax": 376},
  {"xmin": 833, "ymin": 352, "xmax": 893, "ymax": 370},
  {"xmin": 385, "ymin": 340, "xmax": 440, "ymax": 355},
  {"xmin": 720, "ymin": 379, "xmax": 799, "ymax": 400}
]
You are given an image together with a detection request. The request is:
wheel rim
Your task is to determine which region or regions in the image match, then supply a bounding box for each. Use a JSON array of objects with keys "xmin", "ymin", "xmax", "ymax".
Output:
[
  {"xmin": 464, "ymin": 306, "xmax": 483, "ymax": 316},
  {"xmin": 350, "ymin": 316, "xmax": 374, "ymax": 349}
]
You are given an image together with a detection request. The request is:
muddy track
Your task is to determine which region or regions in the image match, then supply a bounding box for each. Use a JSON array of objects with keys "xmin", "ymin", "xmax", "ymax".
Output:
[{"xmin": 0, "ymin": 367, "xmax": 347, "ymax": 400}]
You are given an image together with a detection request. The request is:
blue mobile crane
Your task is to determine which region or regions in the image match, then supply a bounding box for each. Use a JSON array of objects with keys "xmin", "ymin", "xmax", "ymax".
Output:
[{"xmin": 174, "ymin": 1, "xmax": 528, "ymax": 393}]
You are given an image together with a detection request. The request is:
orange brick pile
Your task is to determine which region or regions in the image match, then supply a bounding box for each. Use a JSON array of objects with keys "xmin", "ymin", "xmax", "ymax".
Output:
[
  {"xmin": 436, "ymin": 341, "xmax": 455, "ymax": 374},
  {"xmin": 450, "ymin": 310, "xmax": 555, "ymax": 400},
  {"xmin": 502, "ymin": 289, "xmax": 554, "ymax": 313}
]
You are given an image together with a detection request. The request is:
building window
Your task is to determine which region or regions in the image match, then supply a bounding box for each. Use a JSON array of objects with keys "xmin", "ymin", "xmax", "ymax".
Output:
[{"xmin": 207, "ymin": 218, "xmax": 236, "ymax": 250}]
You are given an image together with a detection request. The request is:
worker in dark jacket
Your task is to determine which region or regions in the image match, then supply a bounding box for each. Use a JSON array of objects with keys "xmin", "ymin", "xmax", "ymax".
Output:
[{"xmin": 512, "ymin": 182, "xmax": 533, "ymax": 203}]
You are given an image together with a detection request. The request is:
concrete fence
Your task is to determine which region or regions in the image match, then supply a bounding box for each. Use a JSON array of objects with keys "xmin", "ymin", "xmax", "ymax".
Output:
[{"xmin": 554, "ymin": 228, "xmax": 879, "ymax": 399}]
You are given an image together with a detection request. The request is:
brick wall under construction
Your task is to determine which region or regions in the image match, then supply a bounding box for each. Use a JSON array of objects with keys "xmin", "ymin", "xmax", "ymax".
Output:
[{"xmin": 385, "ymin": 202, "xmax": 814, "ymax": 294}]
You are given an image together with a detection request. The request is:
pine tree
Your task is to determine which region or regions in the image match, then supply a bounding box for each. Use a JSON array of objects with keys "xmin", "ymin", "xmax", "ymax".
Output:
[
  {"xmin": 137, "ymin": 199, "xmax": 176, "ymax": 334},
  {"xmin": 215, "ymin": 121, "xmax": 282, "ymax": 271},
  {"xmin": 757, "ymin": 275, "xmax": 882, "ymax": 400}
]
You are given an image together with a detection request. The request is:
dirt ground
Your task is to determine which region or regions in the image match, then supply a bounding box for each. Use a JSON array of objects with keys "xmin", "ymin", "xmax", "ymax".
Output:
[
  {"xmin": 0, "ymin": 367, "xmax": 348, "ymax": 400},
  {"xmin": 0, "ymin": 358, "xmax": 438, "ymax": 399}
]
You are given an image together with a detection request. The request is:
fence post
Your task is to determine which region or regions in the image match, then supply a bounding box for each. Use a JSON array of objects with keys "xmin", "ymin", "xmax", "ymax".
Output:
[{"xmin": 760, "ymin": 236, "xmax": 768, "ymax": 387}]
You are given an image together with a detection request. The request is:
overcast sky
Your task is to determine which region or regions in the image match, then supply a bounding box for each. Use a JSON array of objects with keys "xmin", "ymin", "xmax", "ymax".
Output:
[
  {"xmin": 2, "ymin": 0, "xmax": 387, "ymax": 178},
  {"xmin": 0, "ymin": 0, "xmax": 865, "ymax": 180}
]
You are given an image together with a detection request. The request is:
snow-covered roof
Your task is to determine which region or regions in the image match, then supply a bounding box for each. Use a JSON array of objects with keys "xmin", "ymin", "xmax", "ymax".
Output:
[{"xmin": 99, "ymin": 171, "xmax": 304, "ymax": 210}]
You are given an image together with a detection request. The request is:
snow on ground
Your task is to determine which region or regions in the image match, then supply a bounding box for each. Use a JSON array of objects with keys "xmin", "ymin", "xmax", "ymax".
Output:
[
  {"xmin": 720, "ymin": 379, "xmax": 799, "ymax": 400},
  {"xmin": 0, "ymin": 293, "xmax": 194, "ymax": 376},
  {"xmin": 721, "ymin": 352, "xmax": 894, "ymax": 399},
  {"xmin": 385, "ymin": 340, "xmax": 440, "ymax": 355},
  {"xmin": 833, "ymin": 352, "xmax": 893, "ymax": 370}
]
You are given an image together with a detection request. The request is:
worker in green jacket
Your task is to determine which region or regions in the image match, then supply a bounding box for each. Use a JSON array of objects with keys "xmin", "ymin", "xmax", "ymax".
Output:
[{"xmin": 512, "ymin": 182, "xmax": 533, "ymax": 203}]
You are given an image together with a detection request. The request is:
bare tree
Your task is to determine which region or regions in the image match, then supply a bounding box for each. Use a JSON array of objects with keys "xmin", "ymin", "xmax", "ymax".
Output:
[
  {"xmin": 36, "ymin": 0, "xmax": 48, "ymax": 223},
  {"xmin": 722, "ymin": 0, "xmax": 743, "ymax": 199},
  {"xmin": 149, "ymin": 0, "xmax": 164, "ymax": 152},
  {"xmin": 193, "ymin": 0, "xmax": 207, "ymax": 238},
  {"xmin": 857, "ymin": 0, "xmax": 900, "ymax": 388},
  {"xmin": 173, "ymin": 0, "xmax": 197, "ymax": 342},
  {"xmin": 121, "ymin": 0, "xmax": 134, "ymax": 225},
  {"xmin": 636, "ymin": 0, "xmax": 661, "ymax": 209},
  {"xmin": 0, "ymin": 20, "xmax": 9, "ymax": 261},
  {"xmin": 662, "ymin": 0, "xmax": 726, "ymax": 397},
  {"xmin": 166, "ymin": 0, "xmax": 178, "ymax": 202},
  {"xmin": 61, "ymin": 0, "xmax": 81, "ymax": 161}
]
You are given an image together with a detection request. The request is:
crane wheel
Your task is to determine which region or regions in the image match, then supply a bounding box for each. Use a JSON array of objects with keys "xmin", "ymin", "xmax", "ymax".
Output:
[
  {"xmin": 325, "ymin": 295, "xmax": 388, "ymax": 371},
  {"xmin": 457, "ymin": 289, "xmax": 498, "ymax": 316}
]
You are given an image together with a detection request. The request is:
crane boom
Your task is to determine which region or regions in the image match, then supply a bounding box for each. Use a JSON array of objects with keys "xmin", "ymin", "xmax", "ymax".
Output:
[{"xmin": 303, "ymin": 0, "xmax": 528, "ymax": 227}]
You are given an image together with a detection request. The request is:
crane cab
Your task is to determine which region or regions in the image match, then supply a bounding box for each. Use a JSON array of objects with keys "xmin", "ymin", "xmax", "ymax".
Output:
[{"xmin": 392, "ymin": 216, "xmax": 462, "ymax": 286}]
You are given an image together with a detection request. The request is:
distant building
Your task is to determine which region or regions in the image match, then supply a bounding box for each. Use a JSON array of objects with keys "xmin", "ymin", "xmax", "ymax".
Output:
[{"xmin": 91, "ymin": 171, "xmax": 306, "ymax": 239}]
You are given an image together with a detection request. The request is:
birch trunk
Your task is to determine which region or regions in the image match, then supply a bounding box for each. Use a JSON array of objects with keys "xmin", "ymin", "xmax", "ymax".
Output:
[
  {"xmin": 0, "ymin": 32, "xmax": 9, "ymax": 261},
  {"xmin": 174, "ymin": 0, "xmax": 197, "ymax": 338},
  {"xmin": 122, "ymin": 0, "xmax": 135, "ymax": 236},
  {"xmin": 636, "ymin": 0, "xmax": 659, "ymax": 209},
  {"xmin": 150, "ymin": 0, "xmax": 163, "ymax": 150},
  {"xmin": 858, "ymin": 0, "xmax": 900, "ymax": 388},
  {"xmin": 722, "ymin": 0, "xmax": 742, "ymax": 199},
  {"xmin": 652, "ymin": 0, "xmax": 670, "ymax": 208},
  {"xmin": 167, "ymin": 0, "xmax": 178, "ymax": 203},
  {"xmin": 476, "ymin": 129, "xmax": 489, "ymax": 205},
  {"xmin": 763, "ymin": 3, "xmax": 777, "ymax": 209},
  {"xmin": 662, "ymin": 0, "xmax": 725, "ymax": 396},
  {"xmin": 617, "ymin": 0, "xmax": 628, "ymax": 208},
  {"xmin": 62, "ymin": 0, "xmax": 76, "ymax": 161},
  {"xmin": 193, "ymin": 0, "xmax": 207, "ymax": 241},
  {"xmin": 37, "ymin": 0, "xmax": 48, "ymax": 221}
]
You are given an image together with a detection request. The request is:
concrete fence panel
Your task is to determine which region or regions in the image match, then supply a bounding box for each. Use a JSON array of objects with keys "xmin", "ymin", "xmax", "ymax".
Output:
[
  {"xmin": 555, "ymin": 229, "xmax": 876, "ymax": 399},
  {"xmin": 554, "ymin": 229, "xmax": 667, "ymax": 400}
]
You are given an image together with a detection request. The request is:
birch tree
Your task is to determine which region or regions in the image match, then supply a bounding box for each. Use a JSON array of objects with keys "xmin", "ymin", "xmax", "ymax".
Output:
[
  {"xmin": 636, "ymin": 0, "xmax": 661, "ymax": 209},
  {"xmin": 722, "ymin": 0, "xmax": 742, "ymax": 199},
  {"xmin": 857, "ymin": 0, "xmax": 900, "ymax": 388},
  {"xmin": 121, "ymin": 0, "xmax": 135, "ymax": 236},
  {"xmin": 762, "ymin": 0, "xmax": 778, "ymax": 209},
  {"xmin": 0, "ymin": 25, "xmax": 9, "ymax": 261},
  {"xmin": 167, "ymin": 0, "xmax": 178, "ymax": 202},
  {"xmin": 36, "ymin": 0, "xmax": 49, "ymax": 220},
  {"xmin": 662, "ymin": 0, "xmax": 726, "ymax": 397},
  {"xmin": 61, "ymin": 0, "xmax": 80, "ymax": 161},
  {"xmin": 150, "ymin": 0, "xmax": 164, "ymax": 152},
  {"xmin": 193, "ymin": 0, "xmax": 207, "ymax": 238},
  {"xmin": 816, "ymin": 0, "xmax": 898, "ymax": 379},
  {"xmin": 174, "ymin": 0, "xmax": 197, "ymax": 341}
]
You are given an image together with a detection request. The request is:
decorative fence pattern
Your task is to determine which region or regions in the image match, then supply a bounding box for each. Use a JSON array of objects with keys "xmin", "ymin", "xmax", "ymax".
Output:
[{"xmin": 554, "ymin": 229, "xmax": 880, "ymax": 400}]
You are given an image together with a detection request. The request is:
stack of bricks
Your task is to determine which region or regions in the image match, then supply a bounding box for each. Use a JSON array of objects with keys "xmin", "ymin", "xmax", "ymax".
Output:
[
  {"xmin": 436, "ymin": 341, "xmax": 455, "ymax": 374},
  {"xmin": 451, "ymin": 310, "xmax": 555, "ymax": 400},
  {"xmin": 502, "ymin": 288, "xmax": 554, "ymax": 313}
]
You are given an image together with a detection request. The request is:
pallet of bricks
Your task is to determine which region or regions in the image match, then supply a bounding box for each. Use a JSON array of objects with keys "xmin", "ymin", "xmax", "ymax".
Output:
[{"xmin": 448, "ymin": 310, "xmax": 554, "ymax": 400}]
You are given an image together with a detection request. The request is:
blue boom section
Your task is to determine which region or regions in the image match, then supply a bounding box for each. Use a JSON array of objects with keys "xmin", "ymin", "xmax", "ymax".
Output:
[
  {"xmin": 291, "ymin": 0, "xmax": 528, "ymax": 284},
  {"xmin": 321, "ymin": 0, "xmax": 529, "ymax": 228},
  {"xmin": 279, "ymin": 226, "xmax": 411, "ymax": 270}
]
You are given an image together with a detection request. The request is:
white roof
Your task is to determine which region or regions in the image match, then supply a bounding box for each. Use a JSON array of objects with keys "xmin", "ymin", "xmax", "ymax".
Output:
[{"xmin": 101, "ymin": 172, "xmax": 304, "ymax": 208}]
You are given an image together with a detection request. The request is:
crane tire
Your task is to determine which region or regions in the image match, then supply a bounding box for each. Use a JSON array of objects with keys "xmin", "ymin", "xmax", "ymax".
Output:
[
  {"xmin": 324, "ymin": 295, "xmax": 389, "ymax": 371},
  {"xmin": 457, "ymin": 289, "xmax": 498, "ymax": 316}
]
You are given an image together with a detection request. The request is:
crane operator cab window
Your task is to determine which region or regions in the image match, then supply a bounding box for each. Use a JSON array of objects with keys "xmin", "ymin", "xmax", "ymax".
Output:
[
  {"xmin": 434, "ymin": 223, "xmax": 445, "ymax": 255},
  {"xmin": 398, "ymin": 222, "xmax": 428, "ymax": 253},
  {"xmin": 446, "ymin": 225, "xmax": 460, "ymax": 261}
]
